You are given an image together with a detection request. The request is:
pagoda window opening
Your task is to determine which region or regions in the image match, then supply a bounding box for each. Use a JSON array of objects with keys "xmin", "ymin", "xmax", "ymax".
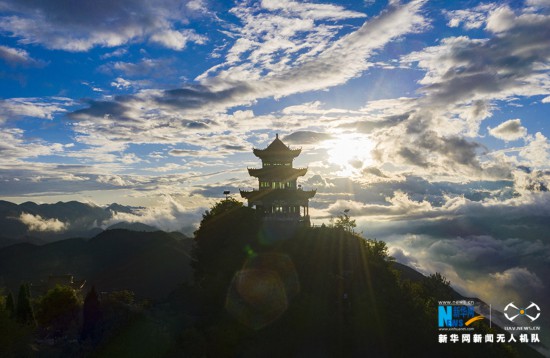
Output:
[
  {"xmin": 271, "ymin": 181, "xmax": 287, "ymax": 189},
  {"xmin": 263, "ymin": 161, "xmax": 291, "ymax": 167}
]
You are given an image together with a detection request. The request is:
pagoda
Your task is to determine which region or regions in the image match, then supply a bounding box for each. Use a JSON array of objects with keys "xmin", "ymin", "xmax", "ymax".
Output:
[{"xmin": 240, "ymin": 134, "xmax": 316, "ymax": 225}]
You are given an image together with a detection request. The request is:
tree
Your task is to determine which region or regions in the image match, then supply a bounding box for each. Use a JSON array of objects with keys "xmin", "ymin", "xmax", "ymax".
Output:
[
  {"xmin": 16, "ymin": 283, "xmax": 35, "ymax": 325},
  {"xmin": 193, "ymin": 198, "xmax": 259, "ymax": 283},
  {"xmin": 81, "ymin": 286, "xmax": 102, "ymax": 343},
  {"xmin": 35, "ymin": 285, "xmax": 81, "ymax": 336},
  {"xmin": 198, "ymin": 197, "xmax": 244, "ymax": 224},
  {"xmin": 192, "ymin": 198, "xmax": 260, "ymax": 322},
  {"xmin": 5, "ymin": 291, "xmax": 15, "ymax": 319},
  {"xmin": 334, "ymin": 212, "xmax": 356, "ymax": 233}
]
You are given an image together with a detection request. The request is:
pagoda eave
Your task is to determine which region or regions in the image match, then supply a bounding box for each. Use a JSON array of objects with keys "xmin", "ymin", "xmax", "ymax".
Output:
[
  {"xmin": 253, "ymin": 148, "xmax": 301, "ymax": 159},
  {"xmin": 247, "ymin": 167, "xmax": 308, "ymax": 179},
  {"xmin": 240, "ymin": 189, "xmax": 316, "ymax": 201}
]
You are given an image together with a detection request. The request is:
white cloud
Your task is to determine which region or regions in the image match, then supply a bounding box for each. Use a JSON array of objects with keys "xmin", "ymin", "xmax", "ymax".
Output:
[
  {"xmin": 149, "ymin": 29, "xmax": 206, "ymax": 50},
  {"xmin": 100, "ymin": 48, "xmax": 128, "ymax": 60},
  {"xmin": 444, "ymin": 4, "xmax": 497, "ymax": 30},
  {"xmin": 69, "ymin": 1, "xmax": 428, "ymax": 152},
  {"xmin": 110, "ymin": 77, "xmax": 132, "ymax": 89},
  {"xmin": 379, "ymin": 226, "xmax": 550, "ymax": 316},
  {"xmin": 103, "ymin": 195, "xmax": 202, "ymax": 233},
  {"xmin": 260, "ymin": 0, "xmax": 366, "ymax": 20},
  {"xmin": 486, "ymin": 6, "xmax": 516, "ymax": 33},
  {"xmin": 0, "ymin": 45, "xmax": 45, "ymax": 66},
  {"xmin": 19, "ymin": 212, "xmax": 67, "ymax": 232},
  {"xmin": 490, "ymin": 267, "xmax": 544, "ymax": 290},
  {"xmin": 488, "ymin": 119, "xmax": 527, "ymax": 141},
  {"xmin": 369, "ymin": 5, "xmax": 550, "ymax": 177},
  {"xmin": 526, "ymin": 0, "xmax": 550, "ymax": 8},
  {"xmin": 520, "ymin": 132, "xmax": 550, "ymax": 166},
  {"xmin": 187, "ymin": 0, "xmax": 206, "ymax": 12},
  {"xmin": 0, "ymin": 128, "xmax": 65, "ymax": 162},
  {"xmin": 0, "ymin": 97, "xmax": 71, "ymax": 124},
  {"xmin": 326, "ymin": 191, "xmax": 434, "ymax": 220},
  {"xmin": 99, "ymin": 58, "xmax": 176, "ymax": 78},
  {"xmin": 97, "ymin": 175, "xmax": 133, "ymax": 187},
  {"xmin": 0, "ymin": 0, "xmax": 207, "ymax": 51}
]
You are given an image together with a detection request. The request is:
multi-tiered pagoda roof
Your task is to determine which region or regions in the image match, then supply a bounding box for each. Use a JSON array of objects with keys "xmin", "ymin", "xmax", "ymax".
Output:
[{"xmin": 240, "ymin": 134, "xmax": 315, "ymax": 225}]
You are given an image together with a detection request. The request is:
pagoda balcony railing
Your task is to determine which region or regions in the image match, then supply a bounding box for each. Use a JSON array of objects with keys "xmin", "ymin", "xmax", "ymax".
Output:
[
  {"xmin": 263, "ymin": 213, "xmax": 310, "ymax": 221},
  {"xmin": 241, "ymin": 186, "xmax": 314, "ymax": 192},
  {"xmin": 246, "ymin": 166, "xmax": 309, "ymax": 171}
]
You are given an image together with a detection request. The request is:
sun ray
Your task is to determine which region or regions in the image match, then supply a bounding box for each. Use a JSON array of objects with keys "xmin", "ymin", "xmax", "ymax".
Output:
[{"xmin": 324, "ymin": 134, "xmax": 375, "ymax": 177}]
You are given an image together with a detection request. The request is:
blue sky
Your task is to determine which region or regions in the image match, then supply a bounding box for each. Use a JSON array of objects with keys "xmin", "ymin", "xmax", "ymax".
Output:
[{"xmin": 1, "ymin": 0, "xmax": 550, "ymax": 329}]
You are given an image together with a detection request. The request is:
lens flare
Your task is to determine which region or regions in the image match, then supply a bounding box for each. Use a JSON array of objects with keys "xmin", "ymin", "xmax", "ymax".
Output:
[{"xmin": 225, "ymin": 253, "xmax": 300, "ymax": 330}]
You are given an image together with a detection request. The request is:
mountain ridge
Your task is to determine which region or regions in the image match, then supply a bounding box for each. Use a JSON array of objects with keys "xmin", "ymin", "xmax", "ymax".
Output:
[
  {"xmin": 0, "ymin": 200, "xmax": 164, "ymax": 248},
  {"xmin": 0, "ymin": 229, "xmax": 193, "ymax": 300}
]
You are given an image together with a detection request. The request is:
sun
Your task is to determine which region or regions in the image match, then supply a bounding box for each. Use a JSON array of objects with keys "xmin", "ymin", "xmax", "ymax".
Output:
[{"xmin": 324, "ymin": 134, "xmax": 374, "ymax": 176}]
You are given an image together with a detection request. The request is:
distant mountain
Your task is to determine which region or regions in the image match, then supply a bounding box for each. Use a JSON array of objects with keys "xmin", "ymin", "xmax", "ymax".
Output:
[
  {"xmin": 0, "ymin": 200, "xmax": 152, "ymax": 248},
  {"xmin": 0, "ymin": 229, "xmax": 194, "ymax": 300},
  {"xmin": 106, "ymin": 203, "xmax": 145, "ymax": 214},
  {"xmin": 106, "ymin": 222, "xmax": 159, "ymax": 232}
]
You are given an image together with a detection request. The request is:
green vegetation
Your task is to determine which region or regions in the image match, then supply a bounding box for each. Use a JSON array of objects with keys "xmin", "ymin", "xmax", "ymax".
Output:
[
  {"xmin": 35, "ymin": 284, "xmax": 81, "ymax": 337},
  {"xmin": 333, "ymin": 211, "xmax": 357, "ymax": 232},
  {"xmin": 180, "ymin": 198, "xmax": 536, "ymax": 357},
  {"xmin": 0, "ymin": 199, "xmax": 543, "ymax": 356},
  {"xmin": 5, "ymin": 291, "xmax": 15, "ymax": 319},
  {"xmin": 16, "ymin": 283, "xmax": 35, "ymax": 326},
  {"xmin": 81, "ymin": 285, "xmax": 101, "ymax": 343}
]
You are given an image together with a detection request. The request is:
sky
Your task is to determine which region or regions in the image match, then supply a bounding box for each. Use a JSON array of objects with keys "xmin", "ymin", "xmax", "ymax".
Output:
[{"xmin": 1, "ymin": 0, "xmax": 550, "ymax": 333}]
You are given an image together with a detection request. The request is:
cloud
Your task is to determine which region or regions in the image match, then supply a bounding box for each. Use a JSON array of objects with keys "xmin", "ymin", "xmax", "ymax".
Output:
[
  {"xmin": 485, "ymin": 5, "xmax": 516, "ymax": 33},
  {"xmin": 54, "ymin": 1, "xmax": 430, "ymax": 175},
  {"xmin": 512, "ymin": 168, "xmax": 549, "ymax": 194},
  {"xmin": 520, "ymin": 132, "xmax": 550, "ymax": 166},
  {"xmin": 0, "ymin": 97, "xmax": 71, "ymax": 124},
  {"xmin": 381, "ymin": 230, "xmax": 550, "ymax": 314},
  {"xmin": 260, "ymin": 0, "xmax": 366, "ymax": 20},
  {"xmin": 488, "ymin": 119, "xmax": 527, "ymax": 141},
  {"xmin": 444, "ymin": 4, "xmax": 497, "ymax": 30},
  {"xmin": 110, "ymin": 77, "xmax": 132, "ymax": 89},
  {"xmin": 405, "ymin": 7, "xmax": 550, "ymax": 107},
  {"xmin": 490, "ymin": 267, "xmax": 544, "ymax": 290},
  {"xmin": 526, "ymin": 0, "xmax": 550, "ymax": 8},
  {"xmin": 327, "ymin": 190, "xmax": 433, "ymax": 220},
  {"xmin": 388, "ymin": 246, "xmax": 420, "ymax": 269},
  {"xmin": 68, "ymin": 0, "xmax": 427, "ymax": 141},
  {"xmin": 366, "ymin": 4, "xmax": 550, "ymax": 177},
  {"xmin": 0, "ymin": 0, "xmax": 207, "ymax": 51},
  {"xmin": 149, "ymin": 29, "xmax": 206, "ymax": 50},
  {"xmin": 97, "ymin": 174, "xmax": 133, "ymax": 187},
  {"xmin": 103, "ymin": 195, "xmax": 202, "ymax": 234},
  {"xmin": 19, "ymin": 212, "xmax": 67, "ymax": 232},
  {"xmin": 283, "ymin": 131, "xmax": 332, "ymax": 144},
  {"xmin": 99, "ymin": 58, "xmax": 176, "ymax": 78},
  {"xmin": 100, "ymin": 48, "xmax": 128, "ymax": 60},
  {"xmin": 0, "ymin": 45, "xmax": 45, "ymax": 67},
  {"xmin": 0, "ymin": 128, "xmax": 65, "ymax": 162}
]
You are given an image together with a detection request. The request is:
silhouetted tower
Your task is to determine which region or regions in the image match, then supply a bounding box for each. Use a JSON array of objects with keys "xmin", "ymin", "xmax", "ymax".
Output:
[{"xmin": 240, "ymin": 134, "xmax": 316, "ymax": 225}]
